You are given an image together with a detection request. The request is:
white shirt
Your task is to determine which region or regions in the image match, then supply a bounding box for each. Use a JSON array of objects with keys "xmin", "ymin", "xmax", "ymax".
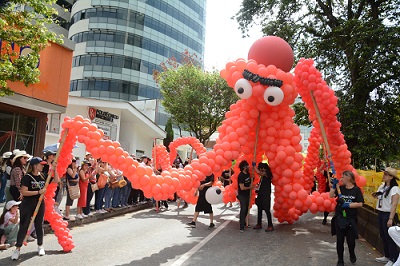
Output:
[{"xmin": 376, "ymin": 184, "xmax": 400, "ymax": 212}]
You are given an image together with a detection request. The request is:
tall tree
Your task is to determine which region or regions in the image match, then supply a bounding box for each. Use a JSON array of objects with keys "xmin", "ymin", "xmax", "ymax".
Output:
[
  {"xmin": 163, "ymin": 118, "xmax": 174, "ymax": 152},
  {"xmin": 154, "ymin": 51, "xmax": 238, "ymax": 145},
  {"xmin": 235, "ymin": 0, "xmax": 400, "ymax": 167},
  {"xmin": 0, "ymin": 0, "xmax": 62, "ymax": 96}
]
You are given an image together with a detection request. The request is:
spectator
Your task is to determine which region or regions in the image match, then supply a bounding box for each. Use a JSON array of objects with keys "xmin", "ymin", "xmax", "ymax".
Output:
[
  {"xmin": 388, "ymin": 226, "xmax": 400, "ymax": 266},
  {"xmin": 94, "ymin": 160, "xmax": 108, "ymax": 214},
  {"xmin": 3, "ymin": 151, "xmax": 14, "ymax": 207},
  {"xmin": 64, "ymin": 159, "xmax": 79, "ymax": 220},
  {"xmin": 10, "ymin": 151, "xmax": 30, "ymax": 201},
  {"xmin": 0, "ymin": 152, "xmax": 12, "ymax": 203},
  {"xmin": 0, "ymin": 200, "xmax": 20, "ymax": 246},
  {"xmin": 83, "ymin": 153, "xmax": 96, "ymax": 216},
  {"xmin": 1, "ymin": 152, "xmax": 12, "ymax": 202},
  {"xmin": 42, "ymin": 150, "xmax": 61, "ymax": 216},
  {"xmin": 372, "ymin": 167, "xmax": 399, "ymax": 265},
  {"xmin": 76, "ymin": 160, "xmax": 91, "ymax": 218}
]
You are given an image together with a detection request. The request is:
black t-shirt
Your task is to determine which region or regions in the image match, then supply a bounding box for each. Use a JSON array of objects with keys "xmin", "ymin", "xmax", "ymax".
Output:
[
  {"xmin": 257, "ymin": 172, "xmax": 272, "ymax": 196},
  {"xmin": 21, "ymin": 173, "xmax": 46, "ymax": 203},
  {"xmin": 335, "ymin": 185, "xmax": 364, "ymax": 218},
  {"xmin": 199, "ymin": 174, "xmax": 214, "ymax": 197},
  {"xmin": 238, "ymin": 171, "xmax": 251, "ymax": 196},
  {"xmin": 221, "ymin": 170, "xmax": 231, "ymax": 187}
]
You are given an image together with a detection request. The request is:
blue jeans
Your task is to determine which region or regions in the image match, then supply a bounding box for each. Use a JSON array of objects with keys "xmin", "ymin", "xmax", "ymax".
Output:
[
  {"xmin": 120, "ymin": 180, "xmax": 131, "ymax": 206},
  {"xmin": 112, "ymin": 187, "xmax": 121, "ymax": 208},
  {"xmin": 0, "ymin": 174, "xmax": 6, "ymax": 202},
  {"xmin": 95, "ymin": 187, "xmax": 105, "ymax": 210},
  {"xmin": 104, "ymin": 185, "xmax": 113, "ymax": 209},
  {"xmin": 378, "ymin": 211, "xmax": 399, "ymax": 262}
]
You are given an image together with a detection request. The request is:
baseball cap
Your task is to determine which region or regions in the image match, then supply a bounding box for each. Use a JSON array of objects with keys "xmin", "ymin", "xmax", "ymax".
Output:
[{"xmin": 29, "ymin": 157, "xmax": 47, "ymax": 166}]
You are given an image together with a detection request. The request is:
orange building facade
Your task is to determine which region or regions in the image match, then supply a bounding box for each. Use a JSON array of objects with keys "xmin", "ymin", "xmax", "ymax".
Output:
[{"xmin": 0, "ymin": 42, "xmax": 73, "ymax": 157}]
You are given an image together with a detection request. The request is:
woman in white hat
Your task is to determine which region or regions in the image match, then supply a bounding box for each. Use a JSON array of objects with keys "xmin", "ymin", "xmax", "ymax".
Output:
[
  {"xmin": 11, "ymin": 157, "xmax": 50, "ymax": 260},
  {"xmin": 9, "ymin": 151, "xmax": 30, "ymax": 201},
  {"xmin": 0, "ymin": 151, "xmax": 12, "ymax": 203}
]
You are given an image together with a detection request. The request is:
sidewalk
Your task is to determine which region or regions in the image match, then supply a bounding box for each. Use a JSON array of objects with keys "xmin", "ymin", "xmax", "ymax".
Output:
[{"xmin": 0, "ymin": 192, "xmax": 153, "ymax": 234}]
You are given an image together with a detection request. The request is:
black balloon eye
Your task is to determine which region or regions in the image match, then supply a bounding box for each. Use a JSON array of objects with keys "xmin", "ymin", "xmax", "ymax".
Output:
[
  {"xmin": 237, "ymin": 87, "xmax": 244, "ymax": 94},
  {"xmin": 268, "ymin": 96, "xmax": 275, "ymax": 102}
]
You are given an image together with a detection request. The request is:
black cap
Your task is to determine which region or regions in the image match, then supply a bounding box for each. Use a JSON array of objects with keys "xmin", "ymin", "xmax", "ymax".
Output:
[{"xmin": 141, "ymin": 155, "xmax": 149, "ymax": 159}]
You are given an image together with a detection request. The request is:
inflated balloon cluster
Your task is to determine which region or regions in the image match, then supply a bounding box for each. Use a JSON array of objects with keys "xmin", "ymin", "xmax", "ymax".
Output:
[{"xmin": 52, "ymin": 36, "xmax": 366, "ymax": 227}]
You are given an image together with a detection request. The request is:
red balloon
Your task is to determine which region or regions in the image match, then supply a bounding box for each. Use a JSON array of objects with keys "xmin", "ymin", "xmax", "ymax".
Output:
[{"xmin": 248, "ymin": 36, "xmax": 294, "ymax": 72}]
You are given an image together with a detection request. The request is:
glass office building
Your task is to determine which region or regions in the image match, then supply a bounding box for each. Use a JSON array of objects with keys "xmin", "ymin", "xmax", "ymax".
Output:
[{"xmin": 68, "ymin": 0, "xmax": 206, "ymax": 125}]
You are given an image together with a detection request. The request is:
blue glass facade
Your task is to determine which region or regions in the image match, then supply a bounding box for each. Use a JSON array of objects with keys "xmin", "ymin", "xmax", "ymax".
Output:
[{"xmin": 68, "ymin": 0, "xmax": 206, "ymax": 125}]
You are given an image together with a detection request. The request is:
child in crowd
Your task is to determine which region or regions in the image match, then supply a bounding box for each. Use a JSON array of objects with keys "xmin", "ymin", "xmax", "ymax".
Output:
[{"xmin": 0, "ymin": 200, "xmax": 21, "ymax": 246}]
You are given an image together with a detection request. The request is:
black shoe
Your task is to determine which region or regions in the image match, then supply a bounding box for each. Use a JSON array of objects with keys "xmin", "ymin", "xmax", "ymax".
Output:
[
  {"xmin": 208, "ymin": 223, "xmax": 215, "ymax": 229},
  {"xmin": 337, "ymin": 261, "xmax": 344, "ymax": 266},
  {"xmin": 322, "ymin": 219, "xmax": 327, "ymax": 225},
  {"xmin": 350, "ymin": 254, "xmax": 357, "ymax": 263},
  {"xmin": 187, "ymin": 221, "xmax": 196, "ymax": 228},
  {"xmin": 265, "ymin": 226, "xmax": 274, "ymax": 232}
]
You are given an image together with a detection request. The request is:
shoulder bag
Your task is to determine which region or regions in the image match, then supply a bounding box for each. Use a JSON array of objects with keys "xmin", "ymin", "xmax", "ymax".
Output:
[{"xmin": 67, "ymin": 179, "xmax": 80, "ymax": 200}]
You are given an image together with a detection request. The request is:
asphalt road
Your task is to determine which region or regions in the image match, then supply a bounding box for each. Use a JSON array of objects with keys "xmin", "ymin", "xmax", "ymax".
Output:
[{"xmin": 0, "ymin": 202, "xmax": 384, "ymax": 266}]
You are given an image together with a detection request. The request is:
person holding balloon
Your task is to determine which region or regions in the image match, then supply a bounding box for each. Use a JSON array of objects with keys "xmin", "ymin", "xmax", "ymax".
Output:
[
  {"xmin": 11, "ymin": 157, "xmax": 59, "ymax": 260},
  {"xmin": 252, "ymin": 162, "xmax": 274, "ymax": 232},
  {"xmin": 330, "ymin": 171, "xmax": 364, "ymax": 266},
  {"xmin": 237, "ymin": 160, "xmax": 254, "ymax": 233},
  {"xmin": 187, "ymin": 173, "xmax": 215, "ymax": 229}
]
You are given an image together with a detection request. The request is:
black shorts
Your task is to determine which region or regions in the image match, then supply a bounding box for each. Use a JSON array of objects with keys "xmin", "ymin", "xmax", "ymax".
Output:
[{"xmin": 195, "ymin": 195, "xmax": 213, "ymax": 214}]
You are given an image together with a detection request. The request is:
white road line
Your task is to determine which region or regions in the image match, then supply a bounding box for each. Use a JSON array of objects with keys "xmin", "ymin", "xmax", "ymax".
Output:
[{"xmin": 171, "ymin": 215, "xmax": 237, "ymax": 266}]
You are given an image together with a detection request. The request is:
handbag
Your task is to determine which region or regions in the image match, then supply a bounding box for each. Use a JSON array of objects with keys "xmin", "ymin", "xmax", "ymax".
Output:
[
  {"xmin": 97, "ymin": 173, "xmax": 108, "ymax": 189},
  {"xmin": 91, "ymin": 183, "xmax": 99, "ymax": 192},
  {"xmin": 67, "ymin": 180, "xmax": 80, "ymax": 200},
  {"xmin": 118, "ymin": 178, "xmax": 127, "ymax": 188}
]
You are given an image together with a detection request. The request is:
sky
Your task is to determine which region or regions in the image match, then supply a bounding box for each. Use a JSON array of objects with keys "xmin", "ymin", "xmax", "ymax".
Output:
[{"xmin": 203, "ymin": 0, "xmax": 262, "ymax": 71}]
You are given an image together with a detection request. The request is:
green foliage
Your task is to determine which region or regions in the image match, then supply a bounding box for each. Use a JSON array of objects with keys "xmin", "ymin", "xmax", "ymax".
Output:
[
  {"xmin": 163, "ymin": 118, "xmax": 174, "ymax": 152},
  {"xmin": 0, "ymin": 0, "xmax": 63, "ymax": 96},
  {"xmin": 235, "ymin": 0, "xmax": 400, "ymax": 167},
  {"xmin": 154, "ymin": 51, "xmax": 238, "ymax": 145}
]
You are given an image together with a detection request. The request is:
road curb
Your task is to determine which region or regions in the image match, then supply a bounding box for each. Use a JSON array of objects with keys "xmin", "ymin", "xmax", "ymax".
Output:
[{"xmin": 43, "ymin": 202, "xmax": 153, "ymax": 234}]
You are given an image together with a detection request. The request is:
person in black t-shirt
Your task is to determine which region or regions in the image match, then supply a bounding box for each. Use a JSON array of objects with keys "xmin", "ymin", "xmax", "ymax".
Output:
[
  {"xmin": 219, "ymin": 168, "xmax": 234, "ymax": 207},
  {"xmin": 237, "ymin": 160, "xmax": 254, "ymax": 232},
  {"xmin": 330, "ymin": 170, "xmax": 364, "ymax": 266},
  {"xmin": 253, "ymin": 162, "xmax": 274, "ymax": 232},
  {"xmin": 11, "ymin": 157, "xmax": 59, "ymax": 260},
  {"xmin": 187, "ymin": 174, "xmax": 215, "ymax": 229}
]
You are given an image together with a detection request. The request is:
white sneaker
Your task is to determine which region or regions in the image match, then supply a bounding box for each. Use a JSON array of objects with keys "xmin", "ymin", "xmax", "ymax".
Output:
[
  {"xmin": 11, "ymin": 249, "xmax": 20, "ymax": 260},
  {"xmin": 96, "ymin": 210, "xmax": 102, "ymax": 214},
  {"xmin": 100, "ymin": 209, "xmax": 107, "ymax": 213},
  {"xmin": 384, "ymin": 261, "xmax": 394, "ymax": 266},
  {"xmin": 376, "ymin": 257, "xmax": 390, "ymax": 263},
  {"xmin": 88, "ymin": 212, "xmax": 94, "ymax": 216},
  {"xmin": 82, "ymin": 214, "xmax": 88, "ymax": 218},
  {"xmin": 75, "ymin": 214, "xmax": 83, "ymax": 219},
  {"xmin": 38, "ymin": 245, "xmax": 45, "ymax": 256}
]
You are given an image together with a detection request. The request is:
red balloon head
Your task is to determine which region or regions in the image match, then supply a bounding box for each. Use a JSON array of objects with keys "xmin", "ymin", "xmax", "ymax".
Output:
[{"xmin": 248, "ymin": 36, "xmax": 294, "ymax": 72}]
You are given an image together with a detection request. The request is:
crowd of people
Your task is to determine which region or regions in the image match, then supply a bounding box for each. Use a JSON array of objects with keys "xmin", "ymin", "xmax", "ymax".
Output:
[{"xmin": 1, "ymin": 148, "xmax": 399, "ymax": 265}]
